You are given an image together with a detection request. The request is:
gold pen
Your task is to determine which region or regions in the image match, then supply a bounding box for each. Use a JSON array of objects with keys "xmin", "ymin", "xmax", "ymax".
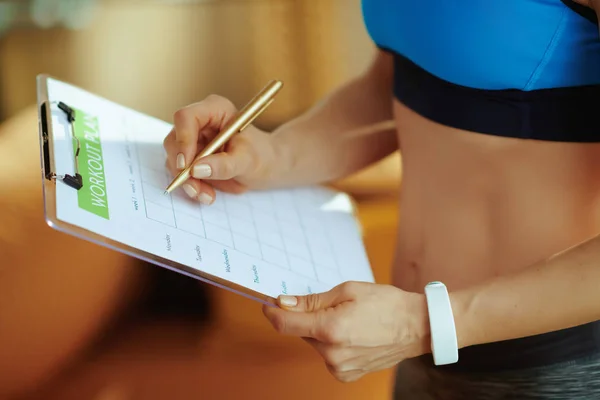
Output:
[{"xmin": 163, "ymin": 79, "xmax": 284, "ymax": 195}]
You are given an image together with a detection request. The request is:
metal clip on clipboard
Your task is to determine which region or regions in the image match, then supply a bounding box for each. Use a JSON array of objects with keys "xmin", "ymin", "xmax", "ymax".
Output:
[{"xmin": 42, "ymin": 101, "xmax": 84, "ymax": 190}]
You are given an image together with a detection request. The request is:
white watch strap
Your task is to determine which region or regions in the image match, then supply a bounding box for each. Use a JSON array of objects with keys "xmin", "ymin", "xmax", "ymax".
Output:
[{"xmin": 424, "ymin": 281, "xmax": 459, "ymax": 365}]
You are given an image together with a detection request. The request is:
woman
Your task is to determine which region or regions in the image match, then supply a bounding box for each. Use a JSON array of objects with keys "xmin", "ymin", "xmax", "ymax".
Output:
[{"xmin": 163, "ymin": 1, "xmax": 600, "ymax": 398}]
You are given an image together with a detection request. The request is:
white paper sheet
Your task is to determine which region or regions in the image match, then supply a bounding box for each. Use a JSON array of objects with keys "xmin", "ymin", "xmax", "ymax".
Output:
[{"xmin": 46, "ymin": 77, "xmax": 374, "ymax": 300}]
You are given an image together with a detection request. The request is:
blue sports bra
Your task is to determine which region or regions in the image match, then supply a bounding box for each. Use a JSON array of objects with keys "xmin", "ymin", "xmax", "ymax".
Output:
[{"xmin": 361, "ymin": 0, "xmax": 600, "ymax": 141}]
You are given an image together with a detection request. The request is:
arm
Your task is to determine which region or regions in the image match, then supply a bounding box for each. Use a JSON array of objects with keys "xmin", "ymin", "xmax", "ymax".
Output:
[
  {"xmin": 164, "ymin": 49, "xmax": 396, "ymax": 202},
  {"xmin": 452, "ymin": 234, "xmax": 600, "ymax": 348},
  {"xmin": 268, "ymin": 49, "xmax": 397, "ymax": 187}
]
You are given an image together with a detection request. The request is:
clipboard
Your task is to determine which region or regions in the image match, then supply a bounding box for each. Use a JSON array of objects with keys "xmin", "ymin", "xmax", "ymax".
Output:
[{"xmin": 36, "ymin": 74, "xmax": 374, "ymax": 306}]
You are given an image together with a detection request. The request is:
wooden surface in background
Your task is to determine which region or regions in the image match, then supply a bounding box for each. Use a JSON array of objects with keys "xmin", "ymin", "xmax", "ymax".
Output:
[
  {"xmin": 0, "ymin": 0, "xmax": 375, "ymax": 128},
  {"xmin": 0, "ymin": 0, "xmax": 403, "ymax": 197}
]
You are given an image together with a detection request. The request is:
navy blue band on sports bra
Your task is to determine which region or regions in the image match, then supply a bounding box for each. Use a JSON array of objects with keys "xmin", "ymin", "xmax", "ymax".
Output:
[{"xmin": 389, "ymin": 49, "xmax": 600, "ymax": 141}]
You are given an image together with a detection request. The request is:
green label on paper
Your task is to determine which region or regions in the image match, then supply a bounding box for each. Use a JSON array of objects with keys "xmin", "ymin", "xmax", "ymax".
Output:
[{"xmin": 72, "ymin": 107, "xmax": 110, "ymax": 220}]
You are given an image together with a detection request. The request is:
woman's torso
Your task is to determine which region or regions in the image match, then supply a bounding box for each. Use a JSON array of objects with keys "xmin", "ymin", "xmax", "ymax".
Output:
[
  {"xmin": 362, "ymin": 0, "xmax": 600, "ymax": 293},
  {"xmin": 393, "ymin": 100, "xmax": 600, "ymax": 292}
]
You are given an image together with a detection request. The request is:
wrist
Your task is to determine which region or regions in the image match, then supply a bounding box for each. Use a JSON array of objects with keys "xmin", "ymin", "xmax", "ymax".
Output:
[
  {"xmin": 238, "ymin": 126, "xmax": 291, "ymax": 188},
  {"xmin": 448, "ymin": 289, "xmax": 478, "ymax": 349},
  {"xmin": 403, "ymin": 292, "xmax": 432, "ymax": 358},
  {"xmin": 268, "ymin": 128, "xmax": 296, "ymax": 183}
]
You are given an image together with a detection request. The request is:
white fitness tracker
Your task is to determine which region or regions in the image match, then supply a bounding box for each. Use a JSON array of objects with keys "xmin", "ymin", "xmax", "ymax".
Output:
[{"xmin": 424, "ymin": 281, "xmax": 459, "ymax": 365}]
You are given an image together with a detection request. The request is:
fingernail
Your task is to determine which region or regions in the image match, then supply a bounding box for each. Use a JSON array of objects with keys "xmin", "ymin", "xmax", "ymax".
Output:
[
  {"xmin": 198, "ymin": 193, "xmax": 213, "ymax": 205},
  {"xmin": 279, "ymin": 295, "xmax": 297, "ymax": 307},
  {"xmin": 183, "ymin": 184, "xmax": 197, "ymax": 199},
  {"xmin": 192, "ymin": 163, "xmax": 212, "ymax": 179},
  {"xmin": 177, "ymin": 153, "xmax": 185, "ymax": 169}
]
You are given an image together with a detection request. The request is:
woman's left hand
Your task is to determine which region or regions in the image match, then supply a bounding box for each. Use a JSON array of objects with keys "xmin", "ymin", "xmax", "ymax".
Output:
[{"xmin": 262, "ymin": 281, "xmax": 432, "ymax": 382}]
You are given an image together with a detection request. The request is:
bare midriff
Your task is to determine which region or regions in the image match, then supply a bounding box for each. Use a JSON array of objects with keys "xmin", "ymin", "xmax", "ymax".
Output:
[{"xmin": 391, "ymin": 99, "xmax": 600, "ymax": 293}]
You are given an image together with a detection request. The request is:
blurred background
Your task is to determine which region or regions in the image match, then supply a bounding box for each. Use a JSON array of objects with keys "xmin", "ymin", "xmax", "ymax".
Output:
[{"xmin": 0, "ymin": 0, "xmax": 401, "ymax": 399}]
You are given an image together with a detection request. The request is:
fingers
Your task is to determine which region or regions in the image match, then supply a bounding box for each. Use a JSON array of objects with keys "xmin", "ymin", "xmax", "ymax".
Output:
[
  {"xmin": 164, "ymin": 159, "xmax": 216, "ymax": 205},
  {"xmin": 164, "ymin": 141, "xmax": 216, "ymax": 205},
  {"xmin": 263, "ymin": 303, "xmax": 352, "ymax": 344},
  {"xmin": 277, "ymin": 282, "xmax": 359, "ymax": 312},
  {"xmin": 306, "ymin": 338, "xmax": 364, "ymax": 382},
  {"xmin": 325, "ymin": 363, "xmax": 363, "ymax": 383},
  {"xmin": 304, "ymin": 338, "xmax": 355, "ymax": 369},
  {"xmin": 181, "ymin": 179, "xmax": 216, "ymax": 205},
  {"xmin": 164, "ymin": 125, "xmax": 245, "ymax": 199},
  {"xmin": 262, "ymin": 304, "xmax": 331, "ymax": 341},
  {"xmin": 304, "ymin": 338, "xmax": 387, "ymax": 383},
  {"xmin": 163, "ymin": 96, "xmax": 257, "ymax": 200},
  {"xmin": 166, "ymin": 95, "xmax": 237, "ymax": 173}
]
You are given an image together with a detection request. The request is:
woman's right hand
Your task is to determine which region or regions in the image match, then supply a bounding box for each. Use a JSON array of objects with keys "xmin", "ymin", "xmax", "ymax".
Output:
[{"xmin": 163, "ymin": 94, "xmax": 279, "ymax": 205}]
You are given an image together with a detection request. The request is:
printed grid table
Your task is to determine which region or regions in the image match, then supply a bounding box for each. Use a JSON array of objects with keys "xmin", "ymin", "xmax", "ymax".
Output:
[{"xmin": 135, "ymin": 144, "xmax": 344, "ymax": 286}]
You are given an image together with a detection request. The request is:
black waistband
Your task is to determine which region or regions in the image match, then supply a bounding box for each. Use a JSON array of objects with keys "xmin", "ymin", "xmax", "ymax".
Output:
[
  {"xmin": 440, "ymin": 320, "xmax": 600, "ymax": 373},
  {"xmin": 388, "ymin": 49, "xmax": 600, "ymax": 142}
]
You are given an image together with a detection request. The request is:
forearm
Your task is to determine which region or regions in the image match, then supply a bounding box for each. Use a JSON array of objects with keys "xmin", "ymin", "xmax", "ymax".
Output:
[
  {"xmin": 451, "ymin": 234, "xmax": 600, "ymax": 349},
  {"xmin": 268, "ymin": 51, "xmax": 397, "ymax": 187}
]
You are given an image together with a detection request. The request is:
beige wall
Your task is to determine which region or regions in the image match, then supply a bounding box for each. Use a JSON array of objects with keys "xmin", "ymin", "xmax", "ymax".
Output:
[{"xmin": 0, "ymin": 0, "xmax": 376, "ymax": 128}]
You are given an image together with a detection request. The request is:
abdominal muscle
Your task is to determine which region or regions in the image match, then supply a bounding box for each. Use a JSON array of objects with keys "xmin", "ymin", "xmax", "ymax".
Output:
[{"xmin": 391, "ymin": 100, "xmax": 600, "ymax": 293}]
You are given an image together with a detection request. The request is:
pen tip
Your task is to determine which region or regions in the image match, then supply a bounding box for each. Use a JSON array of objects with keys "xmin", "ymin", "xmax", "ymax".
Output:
[{"xmin": 163, "ymin": 190, "xmax": 170, "ymax": 196}]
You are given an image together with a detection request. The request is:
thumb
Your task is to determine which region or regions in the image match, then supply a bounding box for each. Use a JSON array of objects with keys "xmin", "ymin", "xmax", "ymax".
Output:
[{"xmin": 278, "ymin": 285, "xmax": 350, "ymax": 312}]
